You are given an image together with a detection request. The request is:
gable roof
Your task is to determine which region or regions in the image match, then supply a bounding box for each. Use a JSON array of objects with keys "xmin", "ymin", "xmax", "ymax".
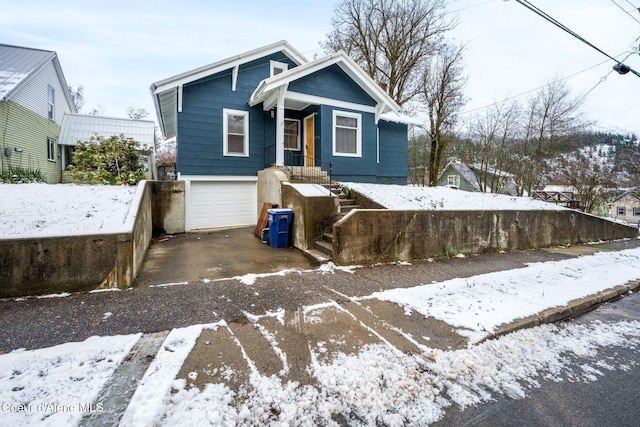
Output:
[
  {"xmin": 59, "ymin": 113, "xmax": 156, "ymax": 148},
  {"xmin": 442, "ymin": 162, "xmax": 480, "ymax": 191},
  {"xmin": 0, "ymin": 44, "xmax": 75, "ymax": 111},
  {"xmin": 151, "ymin": 40, "xmax": 308, "ymax": 139},
  {"xmin": 248, "ymin": 50, "xmax": 400, "ymax": 117}
]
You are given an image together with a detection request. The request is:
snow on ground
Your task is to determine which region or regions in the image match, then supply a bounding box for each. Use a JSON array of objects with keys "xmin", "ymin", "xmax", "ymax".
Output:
[
  {"xmin": 343, "ymin": 182, "xmax": 567, "ymax": 211},
  {"xmin": 2, "ymin": 248, "xmax": 640, "ymax": 426},
  {"xmin": 0, "ymin": 183, "xmax": 137, "ymax": 238},
  {"xmin": 0, "ymin": 334, "xmax": 140, "ymax": 427}
]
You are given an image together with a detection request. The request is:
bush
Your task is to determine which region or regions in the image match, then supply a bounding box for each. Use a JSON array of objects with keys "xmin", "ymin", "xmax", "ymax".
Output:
[
  {"xmin": 68, "ymin": 134, "xmax": 150, "ymax": 185},
  {"xmin": 0, "ymin": 167, "xmax": 46, "ymax": 183}
]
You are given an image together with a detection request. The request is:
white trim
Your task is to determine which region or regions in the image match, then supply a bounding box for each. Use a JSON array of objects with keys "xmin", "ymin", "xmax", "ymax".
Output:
[
  {"xmin": 332, "ymin": 110, "xmax": 362, "ymax": 158},
  {"xmin": 47, "ymin": 137, "xmax": 56, "ymax": 161},
  {"xmin": 270, "ymin": 60, "xmax": 289, "ymax": 77},
  {"xmin": 284, "ymin": 118, "xmax": 301, "ymax": 150},
  {"xmin": 152, "ymin": 41, "xmax": 308, "ymax": 95},
  {"xmin": 232, "ymin": 65, "xmax": 239, "ymax": 91},
  {"xmin": 264, "ymin": 90, "xmax": 377, "ymax": 113},
  {"xmin": 177, "ymin": 85, "xmax": 183, "ymax": 113},
  {"xmin": 223, "ymin": 108, "xmax": 249, "ymax": 157}
]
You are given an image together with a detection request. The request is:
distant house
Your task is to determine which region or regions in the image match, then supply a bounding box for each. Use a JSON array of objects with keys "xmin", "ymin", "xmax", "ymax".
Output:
[
  {"xmin": 58, "ymin": 113, "xmax": 156, "ymax": 181},
  {"xmin": 437, "ymin": 161, "xmax": 519, "ymax": 196},
  {"xmin": 0, "ymin": 44, "xmax": 76, "ymax": 183},
  {"xmin": 151, "ymin": 40, "xmax": 413, "ymax": 230},
  {"xmin": 609, "ymin": 191, "xmax": 640, "ymax": 226}
]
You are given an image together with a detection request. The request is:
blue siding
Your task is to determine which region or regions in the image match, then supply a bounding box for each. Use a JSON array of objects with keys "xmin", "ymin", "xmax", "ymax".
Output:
[
  {"xmin": 176, "ymin": 52, "xmax": 297, "ymax": 176},
  {"xmin": 377, "ymin": 121, "xmax": 408, "ymax": 184},
  {"xmin": 288, "ymin": 65, "xmax": 376, "ymax": 107}
]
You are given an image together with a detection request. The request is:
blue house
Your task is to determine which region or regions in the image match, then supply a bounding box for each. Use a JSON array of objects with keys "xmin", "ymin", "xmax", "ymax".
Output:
[{"xmin": 151, "ymin": 41, "xmax": 410, "ymax": 230}]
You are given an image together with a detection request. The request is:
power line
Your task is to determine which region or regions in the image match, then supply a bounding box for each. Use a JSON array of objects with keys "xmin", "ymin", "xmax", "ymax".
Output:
[
  {"xmin": 511, "ymin": 0, "xmax": 640, "ymax": 78},
  {"xmin": 610, "ymin": 0, "xmax": 640, "ymax": 25}
]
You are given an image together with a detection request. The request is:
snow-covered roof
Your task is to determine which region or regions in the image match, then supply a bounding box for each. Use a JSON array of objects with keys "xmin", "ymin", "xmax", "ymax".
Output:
[
  {"xmin": 379, "ymin": 111, "xmax": 424, "ymax": 127},
  {"xmin": 443, "ymin": 162, "xmax": 480, "ymax": 191},
  {"xmin": 59, "ymin": 113, "xmax": 155, "ymax": 148},
  {"xmin": 0, "ymin": 44, "xmax": 75, "ymax": 111}
]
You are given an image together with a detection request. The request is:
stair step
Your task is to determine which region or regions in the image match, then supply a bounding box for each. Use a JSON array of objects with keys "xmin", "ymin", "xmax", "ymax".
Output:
[
  {"xmin": 313, "ymin": 239, "xmax": 333, "ymax": 257},
  {"xmin": 304, "ymin": 248, "xmax": 331, "ymax": 263},
  {"xmin": 322, "ymin": 232, "xmax": 334, "ymax": 243},
  {"xmin": 340, "ymin": 204, "xmax": 360, "ymax": 213},
  {"xmin": 339, "ymin": 198, "xmax": 356, "ymax": 205}
]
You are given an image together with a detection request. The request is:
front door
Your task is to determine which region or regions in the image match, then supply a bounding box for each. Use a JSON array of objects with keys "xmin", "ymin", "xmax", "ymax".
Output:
[{"xmin": 304, "ymin": 114, "xmax": 315, "ymax": 167}]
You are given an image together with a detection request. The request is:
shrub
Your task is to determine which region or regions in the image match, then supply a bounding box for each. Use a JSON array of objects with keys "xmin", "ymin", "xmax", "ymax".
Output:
[
  {"xmin": 0, "ymin": 167, "xmax": 46, "ymax": 183},
  {"xmin": 68, "ymin": 134, "xmax": 150, "ymax": 185}
]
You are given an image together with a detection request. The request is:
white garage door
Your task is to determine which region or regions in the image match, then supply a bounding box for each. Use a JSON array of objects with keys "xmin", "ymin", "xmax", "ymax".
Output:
[{"xmin": 189, "ymin": 180, "xmax": 257, "ymax": 230}]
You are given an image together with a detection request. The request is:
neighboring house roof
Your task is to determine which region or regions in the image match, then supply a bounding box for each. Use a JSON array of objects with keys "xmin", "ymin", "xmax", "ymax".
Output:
[
  {"xmin": 151, "ymin": 40, "xmax": 308, "ymax": 139},
  {"xmin": 248, "ymin": 50, "xmax": 400, "ymax": 119},
  {"xmin": 59, "ymin": 113, "xmax": 156, "ymax": 148},
  {"xmin": 0, "ymin": 43, "xmax": 75, "ymax": 111},
  {"xmin": 443, "ymin": 162, "xmax": 480, "ymax": 191}
]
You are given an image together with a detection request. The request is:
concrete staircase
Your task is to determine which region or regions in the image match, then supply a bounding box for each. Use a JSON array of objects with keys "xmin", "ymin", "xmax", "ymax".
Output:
[{"xmin": 310, "ymin": 184, "xmax": 361, "ymax": 261}]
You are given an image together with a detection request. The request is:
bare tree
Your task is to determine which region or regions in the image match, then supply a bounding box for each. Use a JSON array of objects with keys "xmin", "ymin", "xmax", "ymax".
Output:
[
  {"xmin": 127, "ymin": 107, "xmax": 149, "ymax": 120},
  {"xmin": 515, "ymin": 79, "xmax": 584, "ymax": 195},
  {"xmin": 423, "ymin": 42, "xmax": 467, "ymax": 186},
  {"xmin": 561, "ymin": 156, "xmax": 615, "ymax": 214},
  {"xmin": 472, "ymin": 99, "xmax": 520, "ymax": 192},
  {"xmin": 68, "ymin": 85, "xmax": 84, "ymax": 112},
  {"xmin": 323, "ymin": 0, "xmax": 454, "ymax": 106}
]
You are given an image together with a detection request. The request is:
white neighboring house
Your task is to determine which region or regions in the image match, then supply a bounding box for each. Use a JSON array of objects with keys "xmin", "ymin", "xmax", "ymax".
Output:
[
  {"xmin": 0, "ymin": 43, "xmax": 76, "ymax": 183},
  {"xmin": 609, "ymin": 191, "xmax": 640, "ymax": 227},
  {"xmin": 58, "ymin": 113, "xmax": 156, "ymax": 181}
]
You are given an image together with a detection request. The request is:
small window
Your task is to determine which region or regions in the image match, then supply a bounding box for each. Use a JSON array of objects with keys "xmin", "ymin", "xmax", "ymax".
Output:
[
  {"xmin": 617, "ymin": 207, "xmax": 626, "ymax": 216},
  {"xmin": 47, "ymin": 85, "xmax": 55, "ymax": 120},
  {"xmin": 447, "ymin": 175, "xmax": 460, "ymax": 187},
  {"xmin": 332, "ymin": 111, "xmax": 361, "ymax": 157},
  {"xmin": 633, "ymin": 207, "xmax": 640, "ymax": 216},
  {"xmin": 47, "ymin": 137, "xmax": 55, "ymax": 161},
  {"xmin": 270, "ymin": 60, "xmax": 288, "ymax": 77},
  {"xmin": 223, "ymin": 109, "xmax": 249, "ymax": 156},
  {"xmin": 284, "ymin": 119, "xmax": 300, "ymax": 150}
]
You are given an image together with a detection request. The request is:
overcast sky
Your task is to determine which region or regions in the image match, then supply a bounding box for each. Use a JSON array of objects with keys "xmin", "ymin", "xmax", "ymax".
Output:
[{"xmin": 2, "ymin": 0, "xmax": 639, "ymax": 135}]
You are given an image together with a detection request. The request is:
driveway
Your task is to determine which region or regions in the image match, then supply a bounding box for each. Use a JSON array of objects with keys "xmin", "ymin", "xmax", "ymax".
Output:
[{"xmin": 134, "ymin": 227, "xmax": 319, "ymax": 287}]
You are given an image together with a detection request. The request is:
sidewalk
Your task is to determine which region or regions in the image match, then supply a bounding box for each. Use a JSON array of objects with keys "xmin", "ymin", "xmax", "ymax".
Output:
[{"xmin": 1, "ymin": 239, "xmax": 640, "ymax": 426}]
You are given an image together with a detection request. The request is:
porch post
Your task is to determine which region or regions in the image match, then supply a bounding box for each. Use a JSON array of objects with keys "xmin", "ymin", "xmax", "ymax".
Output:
[{"xmin": 275, "ymin": 85, "xmax": 286, "ymax": 166}]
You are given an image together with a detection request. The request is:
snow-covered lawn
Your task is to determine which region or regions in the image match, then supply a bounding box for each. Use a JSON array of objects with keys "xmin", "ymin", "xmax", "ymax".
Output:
[
  {"xmin": 343, "ymin": 182, "xmax": 566, "ymax": 211},
  {"xmin": 0, "ymin": 183, "xmax": 137, "ymax": 238}
]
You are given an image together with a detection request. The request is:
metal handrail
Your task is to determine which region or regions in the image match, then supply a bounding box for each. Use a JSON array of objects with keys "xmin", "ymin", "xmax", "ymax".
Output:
[{"xmin": 284, "ymin": 151, "xmax": 333, "ymax": 194}]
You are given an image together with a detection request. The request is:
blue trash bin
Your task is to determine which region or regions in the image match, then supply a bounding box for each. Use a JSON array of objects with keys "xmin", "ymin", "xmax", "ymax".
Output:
[{"xmin": 268, "ymin": 208, "xmax": 293, "ymax": 248}]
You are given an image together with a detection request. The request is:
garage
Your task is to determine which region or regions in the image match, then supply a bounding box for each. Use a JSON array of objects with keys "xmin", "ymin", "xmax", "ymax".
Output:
[{"xmin": 186, "ymin": 179, "xmax": 257, "ymax": 230}]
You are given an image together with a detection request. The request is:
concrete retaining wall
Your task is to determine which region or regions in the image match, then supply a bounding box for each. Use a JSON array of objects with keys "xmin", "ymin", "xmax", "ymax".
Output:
[
  {"xmin": 0, "ymin": 181, "xmax": 154, "ymax": 298},
  {"xmin": 333, "ymin": 209, "xmax": 640, "ymax": 265},
  {"xmin": 152, "ymin": 180, "xmax": 185, "ymax": 234},
  {"xmin": 282, "ymin": 183, "xmax": 340, "ymax": 251}
]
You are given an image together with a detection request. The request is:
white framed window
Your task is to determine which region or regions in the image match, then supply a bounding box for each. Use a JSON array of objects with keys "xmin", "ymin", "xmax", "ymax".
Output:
[
  {"xmin": 332, "ymin": 110, "xmax": 361, "ymax": 157},
  {"xmin": 284, "ymin": 118, "xmax": 300, "ymax": 150},
  {"xmin": 270, "ymin": 60, "xmax": 288, "ymax": 77},
  {"xmin": 617, "ymin": 207, "xmax": 626, "ymax": 216},
  {"xmin": 447, "ymin": 175, "xmax": 460, "ymax": 187},
  {"xmin": 47, "ymin": 85, "xmax": 55, "ymax": 120},
  {"xmin": 633, "ymin": 207, "xmax": 640, "ymax": 216},
  {"xmin": 223, "ymin": 109, "xmax": 249, "ymax": 157},
  {"xmin": 47, "ymin": 137, "xmax": 55, "ymax": 161}
]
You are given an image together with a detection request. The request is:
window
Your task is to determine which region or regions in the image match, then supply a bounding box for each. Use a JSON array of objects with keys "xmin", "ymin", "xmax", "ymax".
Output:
[
  {"xmin": 47, "ymin": 85, "xmax": 55, "ymax": 120},
  {"xmin": 447, "ymin": 175, "xmax": 460, "ymax": 187},
  {"xmin": 284, "ymin": 119, "xmax": 300, "ymax": 150},
  {"xmin": 223, "ymin": 109, "xmax": 249, "ymax": 156},
  {"xmin": 617, "ymin": 207, "xmax": 626, "ymax": 216},
  {"xmin": 270, "ymin": 60, "xmax": 288, "ymax": 77},
  {"xmin": 633, "ymin": 207, "xmax": 640, "ymax": 216},
  {"xmin": 47, "ymin": 137, "xmax": 55, "ymax": 161},
  {"xmin": 332, "ymin": 111, "xmax": 361, "ymax": 157}
]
